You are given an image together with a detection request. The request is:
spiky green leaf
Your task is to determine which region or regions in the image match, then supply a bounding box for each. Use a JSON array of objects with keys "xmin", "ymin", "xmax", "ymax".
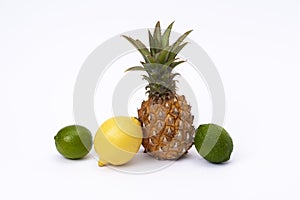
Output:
[
  {"xmin": 173, "ymin": 30, "xmax": 193, "ymax": 48},
  {"xmin": 168, "ymin": 42, "xmax": 189, "ymax": 60},
  {"xmin": 148, "ymin": 30, "xmax": 155, "ymax": 56},
  {"xmin": 122, "ymin": 35, "xmax": 155, "ymax": 63},
  {"xmin": 135, "ymin": 39, "xmax": 156, "ymax": 63},
  {"xmin": 167, "ymin": 30, "xmax": 192, "ymax": 60},
  {"xmin": 158, "ymin": 46, "xmax": 172, "ymax": 64},
  {"xmin": 142, "ymin": 75, "xmax": 151, "ymax": 82},
  {"xmin": 153, "ymin": 21, "xmax": 162, "ymax": 51},
  {"xmin": 170, "ymin": 72, "xmax": 181, "ymax": 79},
  {"xmin": 162, "ymin": 21, "xmax": 174, "ymax": 48},
  {"xmin": 170, "ymin": 60, "xmax": 185, "ymax": 68},
  {"xmin": 164, "ymin": 58, "xmax": 178, "ymax": 68},
  {"xmin": 125, "ymin": 66, "xmax": 146, "ymax": 72}
]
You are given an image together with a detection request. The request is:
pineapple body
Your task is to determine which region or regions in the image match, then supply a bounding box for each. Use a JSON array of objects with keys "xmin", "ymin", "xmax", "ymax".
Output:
[{"xmin": 138, "ymin": 95, "xmax": 194, "ymax": 160}]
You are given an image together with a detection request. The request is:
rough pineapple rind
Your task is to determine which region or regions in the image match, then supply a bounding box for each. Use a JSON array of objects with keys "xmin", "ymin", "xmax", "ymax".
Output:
[{"xmin": 139, "ymin": 95, "xmax": 195, "ymax": 160}]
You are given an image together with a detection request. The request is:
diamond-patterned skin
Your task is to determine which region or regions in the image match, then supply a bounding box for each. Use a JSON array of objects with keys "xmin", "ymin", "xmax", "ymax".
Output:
[{"xmin": 138, "ymin": 95, "xmax": 195, "ymax": 160}]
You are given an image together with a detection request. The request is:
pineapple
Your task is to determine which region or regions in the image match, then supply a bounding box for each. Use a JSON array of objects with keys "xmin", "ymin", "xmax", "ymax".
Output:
[{"xmin": 123, "ymin": 21, "xmax": 195, "ymax": 160}]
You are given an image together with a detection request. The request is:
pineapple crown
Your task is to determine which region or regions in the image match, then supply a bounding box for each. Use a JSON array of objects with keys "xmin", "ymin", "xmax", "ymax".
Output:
[{"xmin": 122, "ymin": 21, "xmax": 192, "ymax": 100}]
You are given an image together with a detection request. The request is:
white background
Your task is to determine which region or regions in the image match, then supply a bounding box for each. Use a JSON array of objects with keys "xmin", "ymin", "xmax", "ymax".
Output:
[{"xmin": 1, "ymin": 0, "xmax": 300, "ymax": 199}]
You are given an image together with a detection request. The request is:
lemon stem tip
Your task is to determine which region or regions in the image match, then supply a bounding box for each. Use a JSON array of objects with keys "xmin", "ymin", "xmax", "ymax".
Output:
[{"xmin": 98, "ymin": 160, "xmax": 108, "ymax": 167}]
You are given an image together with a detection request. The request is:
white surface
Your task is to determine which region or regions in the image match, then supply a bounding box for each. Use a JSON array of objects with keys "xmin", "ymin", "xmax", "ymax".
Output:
[{"xmin": 1, "ymin": 0, "xmax": 300, "ymax": 199}]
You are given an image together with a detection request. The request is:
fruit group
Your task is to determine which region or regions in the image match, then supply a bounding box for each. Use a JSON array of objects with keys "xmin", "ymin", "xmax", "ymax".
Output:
[
  {"xmin": 123, "ymin": 21, "xmax": 195, "ymax": 160},
  {"xmin": 54, "ymin": 125, "xmax": 93, "ymax": 159},
  {"xmin": 94, "ymin": 116, "xmax": 143, "ymax": 166},
  {"xmin": 194, "ymin": 124, "xmax": 233, "ymax": 164}
]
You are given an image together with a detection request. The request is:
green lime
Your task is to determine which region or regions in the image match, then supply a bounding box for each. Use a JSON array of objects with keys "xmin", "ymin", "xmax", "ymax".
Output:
[
  {"xmin": 54, "ymin": 125, "xmax": 93, "ymax": 159},
  {"xmin": 194, "ymin": 124, "xmax": 233, "ymax": 164}
]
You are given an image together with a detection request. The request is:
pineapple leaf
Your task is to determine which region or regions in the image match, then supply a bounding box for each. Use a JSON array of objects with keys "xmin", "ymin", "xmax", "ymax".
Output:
[
  {"xmin": 141, "ymin": 62, "xmax": 157, "ymax": 74},
  {"xmin": 148, "ymin": 30, "xmax": 155, "ymax": 56},
  {"xmin": 154, "ymin": 52, "xmax": 161, "ymax": 61},
  {"xmin": 170, "ymin": 72, "xmax": 181, "ymax": 79},
  {"xmin": 162, "ymin": 21, "xmax": 174, "ymax": 48},
  {"xmin": 173, "ymin": 30, "xmax": 193, "ymax": 47},
  {"xmin": 153, "ymin": 21, "xmax": 162, "ymax": 50},
  {"xmin": 151, "ymin": 59, "xmax": 177, "ymax": 77},
  {"xmin": 125, "ymin": 66, "xmax": 146, "ymax": 72},
  {"xmin": 170, "ymin": 60, "xmax": 186, "ymax": 68},
  {"xmin": 167, "ymin": 30, "xmax": 192, "ymax": 60},
  {"xmin": 158, "ymin": 46, "xmax": 172, "ymax": 64},
  {"xmin": 142, "ymin": 75, "xmax": 151, "ymax": 82},
  {"xmin": 168, "ymin": 42, "xmax": 189, "ymax": 60},
  {"xmin": 164, "ymin": 58, "xmax": 178, "ymax": 68},
  {"xmin": 135, "ymin": 39, "xmax": 156, "ymax": 63},
  {"xmin": 122, "ymin": 35, "xmax": 155, "ymax": 63}
]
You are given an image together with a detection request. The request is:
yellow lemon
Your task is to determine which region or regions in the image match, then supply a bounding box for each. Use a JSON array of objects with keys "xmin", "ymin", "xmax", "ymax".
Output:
[{"xmin": 94, "ymin": 116, "xmax": 143, "ymax": 166}]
